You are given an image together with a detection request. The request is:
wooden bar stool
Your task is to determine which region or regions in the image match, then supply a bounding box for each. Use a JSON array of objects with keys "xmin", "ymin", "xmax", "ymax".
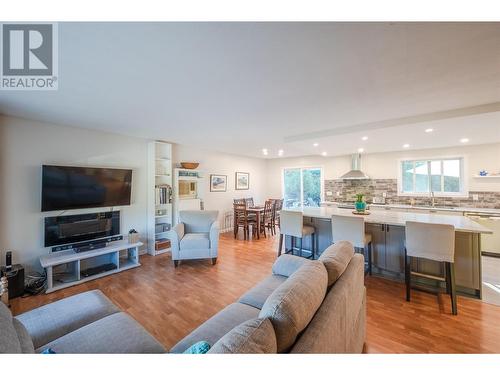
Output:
[
  {"xmin": 331, "ymin": 214, "xmax": 372, "ymax": 275},
  {"xmin": 278, "ymin": 210, "xmax": 316, "ymax": 259},
  {"xmin": 405, "ymin": 221, "xmax": 457, "ymax": 315}
]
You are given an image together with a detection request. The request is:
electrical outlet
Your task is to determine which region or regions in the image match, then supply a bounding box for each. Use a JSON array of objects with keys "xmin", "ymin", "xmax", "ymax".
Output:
[
  {"xmin": 472, "ymin": 194, "xmax": 479, "ymax": 201},
  {"xmin": 382, "ymin": 192, "xmax": 387, "ymax": 198},
  {"xmin": 336, "ymin": 191, "xmax": 341, "ymax": 197}
]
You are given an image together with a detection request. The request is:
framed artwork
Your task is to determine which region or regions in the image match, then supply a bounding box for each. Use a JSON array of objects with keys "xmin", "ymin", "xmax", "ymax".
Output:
[
  {"xmin": 210, "ymin": 174, "xmax": 227, "ymax": 192},
  {"xmin": 235, "ymin": 172, "xmax": 250, "ymax": 190}
]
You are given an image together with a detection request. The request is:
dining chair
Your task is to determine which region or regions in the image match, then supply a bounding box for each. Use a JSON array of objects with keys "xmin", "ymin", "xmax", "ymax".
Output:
[
  {"xmin": 233, "ymin": 203, "xmax": 256, "ymax": 240},
  {"xmin": 405, "ymin": 221, "xmax": 457, "ymax": 315},
  {"xmin": 245, "ymin": 197, "xmax": 254, "ymax": 208},
  {"xmin": 271, "ymin": 198, "xmax": 283, "ymax": 234},
  {"xmin": 260, "ymin": 200, "xmax": 275, "ymax": 237}
]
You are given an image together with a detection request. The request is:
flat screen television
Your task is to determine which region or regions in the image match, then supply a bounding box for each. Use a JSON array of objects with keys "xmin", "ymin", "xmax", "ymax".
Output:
[
  {"xmin": 41, "ymin": 165, "xmax": 132, "ymax": 212},
  {"xmin": 44, "ymin": 211, "xmax": 120, "ymax": 248}
]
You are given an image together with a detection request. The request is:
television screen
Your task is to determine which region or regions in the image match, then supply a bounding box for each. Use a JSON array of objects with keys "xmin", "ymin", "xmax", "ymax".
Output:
[
  {"xmin": 41, "ymin": 165, "xmax": 132, "ymax": 211},
  {"xmin": 44, "ymin": 211, "xmax": 121, "ymax": 248}
]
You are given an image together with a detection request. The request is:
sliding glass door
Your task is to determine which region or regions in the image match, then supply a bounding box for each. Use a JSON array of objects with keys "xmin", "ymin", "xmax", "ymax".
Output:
[{"xmin": 283, "ymin": 167, "xmax": 322, "ymax": 208}]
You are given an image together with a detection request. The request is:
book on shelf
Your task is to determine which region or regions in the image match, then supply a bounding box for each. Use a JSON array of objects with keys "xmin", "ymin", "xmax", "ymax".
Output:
[{"xmin": 155, "ymin": 184, "xmax": 172, "ymax": 205}]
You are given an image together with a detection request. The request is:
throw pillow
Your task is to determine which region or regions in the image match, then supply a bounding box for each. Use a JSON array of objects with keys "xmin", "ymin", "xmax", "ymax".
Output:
[{"xmin": 183, "ymin": 341, "xmax": 211, "ymax": 354}]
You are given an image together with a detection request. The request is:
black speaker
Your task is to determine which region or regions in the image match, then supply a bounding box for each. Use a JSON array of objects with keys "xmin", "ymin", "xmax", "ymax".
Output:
[{"xmin": 0, "ymin": 264, "xmax": 25, "ymax": 299}]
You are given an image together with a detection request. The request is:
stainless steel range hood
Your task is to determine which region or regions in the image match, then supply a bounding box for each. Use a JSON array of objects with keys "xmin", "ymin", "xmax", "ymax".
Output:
[{"xmin": 340, "ymin": 154, "xmax": 370, "ymax": 180}]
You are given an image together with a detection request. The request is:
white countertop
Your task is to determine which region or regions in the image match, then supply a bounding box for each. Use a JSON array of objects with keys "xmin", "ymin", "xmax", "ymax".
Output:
[
  {"xmin": 321, "ymin": 201, "xmax": 500, "ymax": 215},
  {"xmin": 285, "ymin": 207, "xmax": 493, "ymax": 234}
]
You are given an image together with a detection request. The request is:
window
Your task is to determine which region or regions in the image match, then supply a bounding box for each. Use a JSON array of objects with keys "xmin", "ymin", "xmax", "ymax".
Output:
[
  {"xmin": 399, "ymin": 158, "xmax": 465, "ymax": 196},
  {"xmin": 282, "ymin": 167, "xmax": 322, "ymax": 208}
]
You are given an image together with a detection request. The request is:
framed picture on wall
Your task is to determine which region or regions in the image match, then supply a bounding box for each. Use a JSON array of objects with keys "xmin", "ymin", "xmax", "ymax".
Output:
[
  {"xmin": 210, "ymin": 174, "xmax": 227, "ymax": 192},
  {"xmin": 235, "ymin": 172, "xmax": 250, "ymax": 190}
]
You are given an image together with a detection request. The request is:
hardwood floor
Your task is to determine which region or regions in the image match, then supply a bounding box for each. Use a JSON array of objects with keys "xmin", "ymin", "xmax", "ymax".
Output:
[{"xmin": 10, "ymin": 232, "xmax": 500, "ymax": 353}]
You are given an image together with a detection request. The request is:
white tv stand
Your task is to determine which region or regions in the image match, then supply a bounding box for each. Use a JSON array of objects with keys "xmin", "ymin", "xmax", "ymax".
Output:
[{"xmin": 40, "ymin": 239, "xmax": 142, "ymax": 293}]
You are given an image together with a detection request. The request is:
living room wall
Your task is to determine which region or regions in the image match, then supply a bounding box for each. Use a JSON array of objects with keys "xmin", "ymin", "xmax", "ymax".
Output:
[
  {"xmin": 0, "ymin": 115, "xmax": 269, "ymax": 272},
  {"xmin": 0, "ymin": 115, "xmax": 150, "ymax": 272},
  {"xmin": 172, "ymin": 144, "xmax": 267, "ymax": 232}
]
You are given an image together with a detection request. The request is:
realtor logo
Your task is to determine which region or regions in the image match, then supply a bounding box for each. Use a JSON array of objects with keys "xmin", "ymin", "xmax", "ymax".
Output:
[{"xmin": 1, "ymin": 23, "xmax": 58, "ymax": 90}]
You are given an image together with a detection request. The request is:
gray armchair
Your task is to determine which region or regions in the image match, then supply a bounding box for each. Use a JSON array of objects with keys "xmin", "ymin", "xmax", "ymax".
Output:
[{"xmin": 170, "ymin": 210, "xmax": 219, "ymax": 267}]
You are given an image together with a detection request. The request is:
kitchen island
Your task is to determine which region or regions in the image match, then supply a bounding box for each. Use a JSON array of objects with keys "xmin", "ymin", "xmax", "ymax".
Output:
[{"xmin": 282, "ymin": 206, "xmax": 492, "ymax": 298}]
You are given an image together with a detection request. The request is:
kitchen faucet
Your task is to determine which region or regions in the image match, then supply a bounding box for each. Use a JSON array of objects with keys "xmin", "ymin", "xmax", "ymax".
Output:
[{"xmin": 430, "ymin": 190, "xmax": 436, "ymax": 207}]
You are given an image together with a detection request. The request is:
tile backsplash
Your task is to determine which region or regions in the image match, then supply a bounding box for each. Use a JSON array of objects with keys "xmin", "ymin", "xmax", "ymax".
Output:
[{"xmin": 324, "ymin": 179, "xmax": 500, "ymax": 209}]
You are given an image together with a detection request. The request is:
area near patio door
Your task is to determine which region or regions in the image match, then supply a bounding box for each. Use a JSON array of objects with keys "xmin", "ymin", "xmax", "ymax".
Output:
[{"xmin": 282, "ymin": 167, "xmax": 322, "ymax": 208}]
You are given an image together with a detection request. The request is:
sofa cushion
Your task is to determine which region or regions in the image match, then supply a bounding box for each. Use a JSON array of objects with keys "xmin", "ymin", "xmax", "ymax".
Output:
[
  {"xmin": 0, "ymin": 301, "xmax": 21, "ymax": 353},
  {"xmin": 319, "ymin": 241, "xmax": 355, "ymax": 286},
  {"xmin": 16, "ymin": 289, "xmax": 120, "ymax": 349},
  {"xmin": 37, "ymin": 312, "xmax": 165, "ymax": 353},
  {"xmin": 180, "ymin": 210, "xmax": 218, "ymax": 233},
  {"xmin": 259, "ymin": 261, "xmax": 328, "ymax": 353},
  {"xmin": 238, "ymin": 274, "xmax": 287, "ymax": 309},
  {"xmin": 170, "ymin": 302, "xmax": 260, "ymax": 353},
  {"xmin": 272, "ymin": 254, "xmax": 310, "ymax": 277},
  {"xmin": 13, "ymin": 318, "xmax": 35, "ymax": 353},
  {"xmin": 209, "ymin": 318, "xmax": 277, "ymax": 354},
  {"xmin": 180, "ymin": 233, "xmax": 210, "ymax": 250}
]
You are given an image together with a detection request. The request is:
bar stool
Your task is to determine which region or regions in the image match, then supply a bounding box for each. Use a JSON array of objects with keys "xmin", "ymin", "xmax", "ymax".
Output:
[
  {"xmin": 405, "ymin": 221, "xmax": 457, "ymax": 315},
  {"xmin": 278, "ymin": 210, "xmax": 316, "ymax": 259},
  {"xmin": 331, "ymin": 214, "xmax": 372, "ymax": 275}
]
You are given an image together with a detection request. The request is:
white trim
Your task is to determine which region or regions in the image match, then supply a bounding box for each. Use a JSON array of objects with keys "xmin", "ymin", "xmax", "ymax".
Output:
[{"xmin": 397, "ymin": 156, "xmax": 468, "ymax": 197}]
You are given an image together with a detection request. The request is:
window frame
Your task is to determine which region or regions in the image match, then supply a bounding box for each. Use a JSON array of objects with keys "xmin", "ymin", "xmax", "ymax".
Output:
[
  {"xmin": 281, "ymin": 166, "xmax": 324, "ymax": 208},
  {"xmin": 397, "ymin": 156, "xmax": 467, "ymax": 197}
]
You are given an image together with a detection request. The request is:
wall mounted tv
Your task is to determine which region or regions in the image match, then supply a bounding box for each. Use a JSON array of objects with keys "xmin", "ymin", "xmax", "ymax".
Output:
[{"xmin": 41, "ymin": 165, "xmax": 132, "ymax": 212}]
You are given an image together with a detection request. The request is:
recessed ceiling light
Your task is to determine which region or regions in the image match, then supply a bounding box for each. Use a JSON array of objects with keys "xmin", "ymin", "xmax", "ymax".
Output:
[
  {"xmin": 313, "ymin": 143, "xmax": 319, "ymax": 147},
  {"xmin": 425, "ymin": 128, "xmax": 434, "ymax": 133},
  {"xmin": 460, "ymin": 138, "xmax": 469, "ymax": 143},
  {"xmin": 262, "ymin": 148, "xmax": 268, "ymax": 156},
  {"xmin": 403, "ymin": 144, "xmax": 410, "ymax": 148},
  {"xmin": 321, "ymin": 151, "xmax": 327, "ymax": 157},
  {"xmin": 278, "ymin": 149, "xmax": 284, "ymax": 156},
  {"xmin": 361, "ymin": 136, "xmax": 368, "ymax": 141},
  {"xmin": 358, "ymin": 148, "xmax": 364, "ymax": 153}
]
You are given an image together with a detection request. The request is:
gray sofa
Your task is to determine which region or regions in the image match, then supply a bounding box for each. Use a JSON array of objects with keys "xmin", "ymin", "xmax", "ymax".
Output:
[
  {"xmin": 1, "ymin": 290, "xmax": 166, "ymax": 353},
  {"xmin": 171, "ymin": 240, "xmax": 366, "ymax": 353},
  {"xmin": 1, "ymin": 241, "xmax": 364, "ymax": 354}
]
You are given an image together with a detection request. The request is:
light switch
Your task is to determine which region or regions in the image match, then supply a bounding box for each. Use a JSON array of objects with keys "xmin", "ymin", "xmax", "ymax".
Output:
[
  {"xmin": 382, "ymin": 192, "xmax": 387, "ymax": 198},
  {"xmin": 336, "ymin": 191, "xmax": 341, "ymax": 197},
  {"xmin": 472, "ymin": 194, "xmax": 479, "ymax": 201},
  {"xmin": 326, "ymin": 191, "xmax": 333, "ymax": 196}
]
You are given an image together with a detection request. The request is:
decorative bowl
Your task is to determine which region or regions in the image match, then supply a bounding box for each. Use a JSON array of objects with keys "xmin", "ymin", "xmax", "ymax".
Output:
[{"xmin": 181, "ymin": 162, "xmax": 199, "ymax": 170}]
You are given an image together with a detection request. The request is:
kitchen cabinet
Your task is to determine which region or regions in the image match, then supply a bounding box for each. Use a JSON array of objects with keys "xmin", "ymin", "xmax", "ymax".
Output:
[
  {"xmin": 368, "ymin": 223, "xmax": 386, "ymax": 269},
  {"xmin": 385, "ymin": 225, "xmax": 405, "ymax": 273},
  {"xmin": 366, "ymin": 223, "xmax": 405, "ymax": 275}
]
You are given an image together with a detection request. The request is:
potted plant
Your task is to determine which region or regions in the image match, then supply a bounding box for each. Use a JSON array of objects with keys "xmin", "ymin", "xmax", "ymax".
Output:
[{"xmin": 355, "ymin": 193, "xmax": 366, "ymax": 212}]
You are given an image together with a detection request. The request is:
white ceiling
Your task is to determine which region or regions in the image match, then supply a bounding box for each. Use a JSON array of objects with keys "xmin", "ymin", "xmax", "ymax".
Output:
[{"xmin": 1, "ymin": 22, "xmax": 500, "ymax": 158}]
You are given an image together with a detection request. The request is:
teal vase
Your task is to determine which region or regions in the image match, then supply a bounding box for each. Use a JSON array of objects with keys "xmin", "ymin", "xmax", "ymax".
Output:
[{"xmin": 355, "ymin": 201, "xmax": 366, "ymax": 212}]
